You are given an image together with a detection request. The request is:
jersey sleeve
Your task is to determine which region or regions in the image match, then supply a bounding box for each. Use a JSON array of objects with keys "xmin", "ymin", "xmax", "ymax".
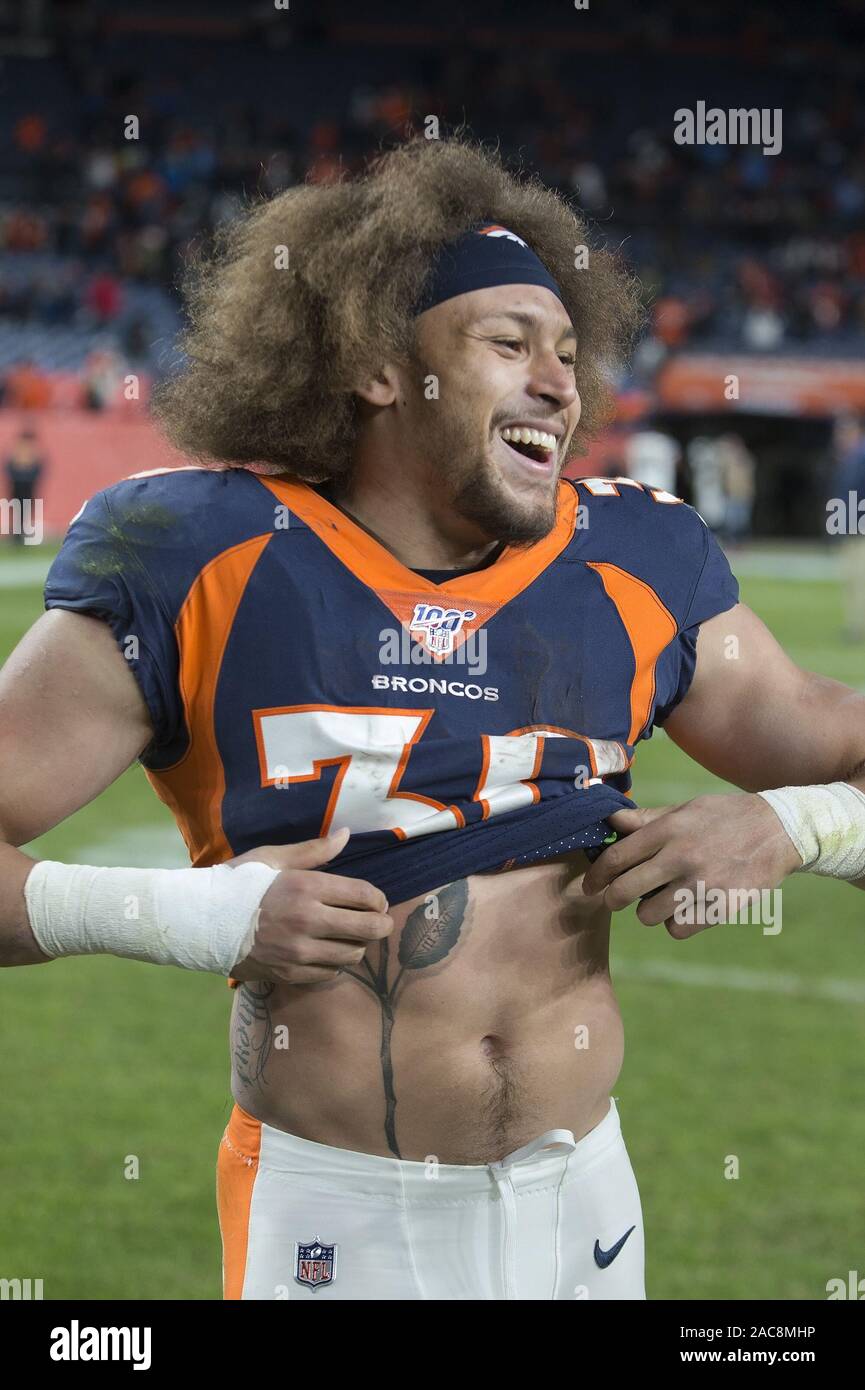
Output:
[
  {"xmin": 651, "ymin": 515, "xmax": 740, "ymax": 730},
  {"xmin": 43, "ymin": 489, "xmax": 184, "ymax": 761},
  {"xmin": 680, "ymin": 513, "xmax": 740, "ymax": 629}
]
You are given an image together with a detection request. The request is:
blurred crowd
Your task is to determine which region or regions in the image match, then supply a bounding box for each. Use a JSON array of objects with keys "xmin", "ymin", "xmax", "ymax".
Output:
[
  {"xmin": 0, "ymin": 0, "xmax": 863, "ymax": 394},
  {"xmin": 0, "ymin": 351, "xmax": 131, "ymax": 410}
]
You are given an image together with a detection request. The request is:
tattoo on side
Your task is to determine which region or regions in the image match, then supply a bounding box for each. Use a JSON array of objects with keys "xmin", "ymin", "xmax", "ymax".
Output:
[
  {"xmin": 342, "ymin": 879, "xmax": 469, "ymax": 1159},
  {"xmin": 234, "ymin": 981, "xmax": 276, "ymax": 1093}
]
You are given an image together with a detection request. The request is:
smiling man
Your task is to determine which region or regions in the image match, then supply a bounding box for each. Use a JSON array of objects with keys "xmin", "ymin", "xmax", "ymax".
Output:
[{"xmin": 2, "ymin": 137, "xmax": 865, "ymax": 1303}]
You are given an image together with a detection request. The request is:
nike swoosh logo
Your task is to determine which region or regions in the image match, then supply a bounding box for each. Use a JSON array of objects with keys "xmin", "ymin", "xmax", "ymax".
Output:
[{"xmin": 593, "ymin": 1225, "xmax": 636, "ymax": 1268}]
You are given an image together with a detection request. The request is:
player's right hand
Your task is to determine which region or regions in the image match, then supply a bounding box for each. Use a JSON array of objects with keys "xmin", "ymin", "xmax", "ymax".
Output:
[{"xmin": 227, "ymin": 827, "xmax": 394, "ymax": 984}]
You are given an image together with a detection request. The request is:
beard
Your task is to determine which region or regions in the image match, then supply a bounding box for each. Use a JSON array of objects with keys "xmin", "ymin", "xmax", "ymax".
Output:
[
  {"xmin": 416, "ymin": 400, "xmax": 561, "ymax": 545},
  {"xmin": 451, "ymin": 461, "xmax": 560, "ymax": 545}
]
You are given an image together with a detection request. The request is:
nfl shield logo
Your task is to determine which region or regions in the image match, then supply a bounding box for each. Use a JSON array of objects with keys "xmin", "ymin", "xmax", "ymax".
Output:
[{"xmin": 294, "ymin": 1237, "xmax": 337, "ymax": 1291}]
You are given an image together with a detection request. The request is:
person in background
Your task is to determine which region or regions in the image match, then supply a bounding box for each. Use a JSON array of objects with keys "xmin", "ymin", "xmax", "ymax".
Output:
[
  {"xmin": 718, "ymin": 433, "xmax": 756, "ymax": 546},
  {"xmin": 686, "ymin": 435, "xmax": 727, "ymax": 533},
  {"xmin": 3, "ymin": 360, "xmax": 52, "ymax": 411},
  {"xmin": 82, "ymin": 349, "xmax": 123, "ymax": 411},
  {"xmin": 3, "ymin": 428, "xmax": 46, "ymax": 546},
  {"xmin": 623, "ymin": 425, "xmax": 681, "ymax": 494},
  {"xmin": 832, "ymin": 413, "xmax": 865, "ymax": 643}
]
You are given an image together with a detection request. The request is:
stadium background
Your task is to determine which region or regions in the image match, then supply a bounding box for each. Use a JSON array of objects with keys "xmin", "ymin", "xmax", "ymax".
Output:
[{"xmin": 1, "ymin": 0, "xmax": 863, "ymax": 1300}]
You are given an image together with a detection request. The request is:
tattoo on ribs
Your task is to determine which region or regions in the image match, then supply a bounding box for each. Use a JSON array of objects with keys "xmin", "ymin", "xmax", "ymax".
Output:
[
  {"xmin": 233, "ymin": 981, "xmax": 276, "ymax": 1093},
  {"xmin": 342, "ymin": 879, "xmax": 469, "ymax": 1159}
]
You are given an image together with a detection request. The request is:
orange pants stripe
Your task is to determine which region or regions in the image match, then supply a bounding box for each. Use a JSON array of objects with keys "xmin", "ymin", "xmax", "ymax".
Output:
[{"xmin": 216, "ymin": 1104, "xmax": 262, "ymax": 1300}]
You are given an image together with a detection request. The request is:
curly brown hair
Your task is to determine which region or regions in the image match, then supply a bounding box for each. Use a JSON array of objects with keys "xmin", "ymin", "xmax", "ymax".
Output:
[{"xmin": 152, "ymin": 135, "xmax": 643, "ymax": 480}]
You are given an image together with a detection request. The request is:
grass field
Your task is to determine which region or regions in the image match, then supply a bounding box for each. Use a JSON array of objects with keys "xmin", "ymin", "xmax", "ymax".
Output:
[{"xmin": 1, "ymin": 538, "xmax": 863, "ymax": 1301}]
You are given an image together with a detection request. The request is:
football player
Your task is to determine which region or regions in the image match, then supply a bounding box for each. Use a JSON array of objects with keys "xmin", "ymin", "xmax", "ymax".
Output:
[{"xmin": 2, "ymin": 138, "xmax": 865, "ymax": 1301}]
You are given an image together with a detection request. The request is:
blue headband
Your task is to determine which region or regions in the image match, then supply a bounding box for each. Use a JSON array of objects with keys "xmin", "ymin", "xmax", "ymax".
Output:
[{"xmin": 413, "ymin": 224, "xmax": 565, "ymax": 316}]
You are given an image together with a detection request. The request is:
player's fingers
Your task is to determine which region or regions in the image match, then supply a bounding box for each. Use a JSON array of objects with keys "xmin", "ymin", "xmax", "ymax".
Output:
[
  {"xmin": 664, "ymin": 913, "xmax": 710, "ymax": 941},
  {"xmin": 582, "ymin": 821, "xmax": 670, "ymax": 895},
  {"xmin": 280, "ymin": 827, "xmax": 352, "ymax": 868},
  {"xmin": 293, "ymin": 934, "xmax": 377, "ymax": 968},
  {"xmin": 225, "ymin": 830, "xmax": 349, "ymax": 874},
  {"xmin": 599, "ymin": 854, "xmax": 676, "ymax": 912},
  {"xmin": 312, "ymin": 905, "xmax": 395, "ymax": 942},
  {"xmin": 301, "ymin": 870, "xmax": 389, "ymax": 914},
  {"xmin": 634, "ymin": 877, "xmax": 691, "ymax": 927},
  {"xmin": 250, "ymin": 827, "xmax": 352, "ymax": 872},
  {"xmin": 283, "ymin": 964, "xmax": 347, "ymax": 985},
  {"xmin": 607, "ymin": 806, "xmax": 675, "ymax": 833}
]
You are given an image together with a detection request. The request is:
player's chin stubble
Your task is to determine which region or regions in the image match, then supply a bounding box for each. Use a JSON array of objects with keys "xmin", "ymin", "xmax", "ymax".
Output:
[{"xmin": 451, "ymin": 450, "xmax": 560, "ymax": 545}]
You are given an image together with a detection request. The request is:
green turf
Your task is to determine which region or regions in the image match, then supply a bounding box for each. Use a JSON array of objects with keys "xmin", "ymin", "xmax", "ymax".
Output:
[{"xmin": 1, "ymin": 546, "xmax": 863, "ymax": 1301}]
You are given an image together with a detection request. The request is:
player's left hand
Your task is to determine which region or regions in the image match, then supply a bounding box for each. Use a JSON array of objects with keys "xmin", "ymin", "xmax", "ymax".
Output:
[{"xmin": 580, "ymin": 792, "xmax": 803, "ymax": 938}]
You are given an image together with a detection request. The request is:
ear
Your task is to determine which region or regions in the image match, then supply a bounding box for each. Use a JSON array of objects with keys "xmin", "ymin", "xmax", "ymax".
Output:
[{"xmin": 353, "ymin": 364, "xmax": 400, "ymax": 408}]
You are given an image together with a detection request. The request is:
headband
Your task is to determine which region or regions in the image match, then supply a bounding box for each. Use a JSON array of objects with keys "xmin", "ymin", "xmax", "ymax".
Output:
[{"xmin": 413, "ymin": 224, "xmax": 565, "ymax": 316}]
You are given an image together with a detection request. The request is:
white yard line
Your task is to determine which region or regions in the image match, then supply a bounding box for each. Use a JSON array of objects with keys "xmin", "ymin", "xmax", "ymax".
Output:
[
  {"xmin": 0, "ymin": 556, "xmax": 53, "ymax": 587},
  {"xmin": 727, "ymin": 550, "xmax": 839, "ymax": 582},
  {"xmin": 615, "ymin": 957, "xmax": 865, "ymax": 1006}
]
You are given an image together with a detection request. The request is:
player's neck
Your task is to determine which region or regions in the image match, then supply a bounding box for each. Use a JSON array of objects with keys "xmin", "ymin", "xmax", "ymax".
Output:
[{"xmin": 323, "ymin": 471, "xmax": 502, "ymax": 572}]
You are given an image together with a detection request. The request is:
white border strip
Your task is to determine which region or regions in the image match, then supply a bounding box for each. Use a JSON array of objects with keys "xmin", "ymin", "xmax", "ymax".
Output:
[{"xmin": 616, "ymin": 957, "xmax": 865, "ymax": 1005}]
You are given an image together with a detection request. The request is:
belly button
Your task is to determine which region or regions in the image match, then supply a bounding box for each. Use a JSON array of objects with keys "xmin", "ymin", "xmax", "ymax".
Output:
[{"xmin": 480, "ymin": 1035, "xmax": 500, "ymax": 1058}]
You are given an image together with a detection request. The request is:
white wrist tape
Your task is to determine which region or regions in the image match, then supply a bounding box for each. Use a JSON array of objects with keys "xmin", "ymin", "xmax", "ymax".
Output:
[
  {"xmin": 758, "ymin": 782, "xmax": 865, "ymax": 880},
  {"xmin": 24, "ymin": 859, "xmax": 281, "ymax": 975}
]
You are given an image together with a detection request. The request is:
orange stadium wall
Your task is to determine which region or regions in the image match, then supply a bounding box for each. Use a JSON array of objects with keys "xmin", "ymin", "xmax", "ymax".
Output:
[{"xmin": 0, "ymin": 410, "xmax": 190, "ymax": 536}]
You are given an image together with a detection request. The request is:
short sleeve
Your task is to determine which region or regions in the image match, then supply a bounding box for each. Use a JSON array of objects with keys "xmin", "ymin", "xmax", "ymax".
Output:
[
  {"xmin": 681, "ymin": 515, "xmax": 740, "ymax": 629},
  {"xmin": 44, "ymin": 490, "xmax": 184, "ymax": 762},
  {"xmin": 652, "ymin": 520, "xmax": 739, "ymax": 729}
]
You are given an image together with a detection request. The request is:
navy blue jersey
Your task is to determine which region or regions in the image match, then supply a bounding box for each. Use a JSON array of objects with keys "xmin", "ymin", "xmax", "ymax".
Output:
[{"xmin": 44, "ymin": 467, "xmax": 739, "ymax": 906}]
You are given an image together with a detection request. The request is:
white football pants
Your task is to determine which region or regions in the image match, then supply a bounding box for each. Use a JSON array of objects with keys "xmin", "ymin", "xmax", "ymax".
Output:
[{"xmin": 217, "ymin": 1096, "xmax": 645, "ymax": 1300}]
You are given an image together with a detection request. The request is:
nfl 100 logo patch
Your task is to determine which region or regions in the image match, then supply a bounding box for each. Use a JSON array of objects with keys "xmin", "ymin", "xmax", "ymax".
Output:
[
  {"xmin": 294, "ymin": 1238, "xmax": 338, "ymax": 1291},
  {"xmin": 409, "ymin": 602, "xmax": 477, "ymax": 657}
]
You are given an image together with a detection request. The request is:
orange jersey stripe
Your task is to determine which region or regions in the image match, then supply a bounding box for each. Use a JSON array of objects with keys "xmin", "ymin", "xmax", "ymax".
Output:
[
  {"xmin": 145, "ymin": 533, "xmax": 273, "ymax": 865},
  {"xmin": 586, "ymin": 561, "xmax": 678, "ymax": 745}
]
